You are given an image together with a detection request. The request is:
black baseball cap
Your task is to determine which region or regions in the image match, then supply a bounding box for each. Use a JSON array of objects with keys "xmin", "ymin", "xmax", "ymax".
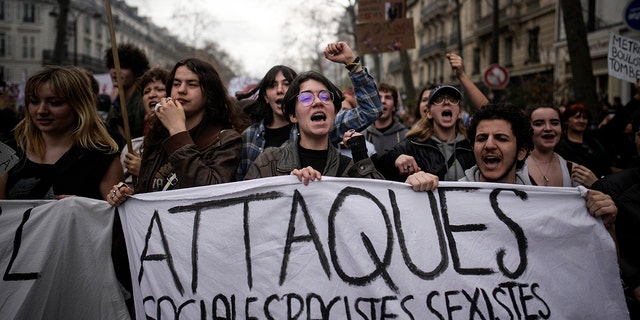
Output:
[{"xmin": 427, "ymin": 85, "xmax": 462, "ymax": 106}]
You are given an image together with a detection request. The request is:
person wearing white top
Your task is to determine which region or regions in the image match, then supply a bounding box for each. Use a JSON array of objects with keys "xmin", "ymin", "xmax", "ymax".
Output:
[{"xmin": 523, "ymin": 104, "xmax": 598, "ymax": 187}]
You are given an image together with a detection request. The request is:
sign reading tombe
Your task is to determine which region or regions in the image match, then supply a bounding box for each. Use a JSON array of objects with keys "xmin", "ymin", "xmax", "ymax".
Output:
[{"xmin": 608, "ymin": 33, "xmax": 640, "ymax": 83}]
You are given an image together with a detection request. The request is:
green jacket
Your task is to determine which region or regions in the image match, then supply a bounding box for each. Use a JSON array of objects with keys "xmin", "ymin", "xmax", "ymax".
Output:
[{"xmin": 244, "ymin": 139, "xmax": 383, "ymax": 180}]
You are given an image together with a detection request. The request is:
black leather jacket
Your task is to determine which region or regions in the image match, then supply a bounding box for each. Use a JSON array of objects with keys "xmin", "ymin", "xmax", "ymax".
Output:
[
  {"xmin": 591, "ymin": 168, "xmax": 640, "ymax": 299},
  {"xmin": 373, "ymin": 134, "xmax": 475, "ymax": 181}
]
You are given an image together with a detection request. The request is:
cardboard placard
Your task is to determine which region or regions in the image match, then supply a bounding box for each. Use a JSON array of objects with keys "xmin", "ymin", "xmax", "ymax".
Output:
[{"xmin": 356, "ymin": 18, "xmax": 416, "ymax": 54}]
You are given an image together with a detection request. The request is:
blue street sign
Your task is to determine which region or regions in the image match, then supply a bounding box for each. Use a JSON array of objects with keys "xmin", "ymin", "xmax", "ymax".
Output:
[{"xmin": 626, "ymin": 0, "xmax": 640, "ymax": 31}]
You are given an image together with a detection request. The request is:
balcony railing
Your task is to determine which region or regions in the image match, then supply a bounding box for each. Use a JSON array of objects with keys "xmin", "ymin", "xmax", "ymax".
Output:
[
  {"xmin": 42, "ymin": 49, "xmax": 106, "ymax": 72},
  {"xmin": 473, "ymin": 7, "xmax": 520, "ymax": 38},
  {"xmin": 387, "ymin": 59, "xmax": 402, "ymax": 73},
  {"xmin": 421, "ymin": 0, "xmax": 448, "ymax": 24},
  {"xmin": 418, "ymin": 39, "xmax": 447, "ymax": 60},
  {"xmin": 526, "ymin": 0, "xmax": 540, "ymax": 10},
  {"xmin": 449, "ymin": 33, "xmax": 460, "ymax": 46}
]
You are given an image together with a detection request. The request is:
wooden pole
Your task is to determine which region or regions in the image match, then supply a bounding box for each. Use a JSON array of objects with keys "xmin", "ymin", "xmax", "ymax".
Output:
[
  {"xmin": 104, "ymin": 0, "xmax": 136, "ymax": 184},
  {"xmin": 104, "ymin": 0, "xmax": 133, "ymax": 157}
]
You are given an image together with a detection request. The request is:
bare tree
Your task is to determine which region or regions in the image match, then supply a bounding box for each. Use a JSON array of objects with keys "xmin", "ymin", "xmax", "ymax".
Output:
[
  {"xmin": 559, "ymin": 0, "xmax": 599, "ymax": 120},
  {"xmin": 52, "ymin": 0, "xmax": 71, "ymax": 65},
  {"xmin": 170, "ymin": 0, "xmax": 217, "ymax": 54},
  {"xmin": 199, "ymin": 40, "xmax": 242, "ymax": 81},
  {"xmin": 400, "ymin": 49, "xmax": 415, "ymax": 108},
  {"xmin": 330, "ymin": 0, "xmax": 357, "ymax": 50},
  {"xmin": 283, "ymin": 0, "xmax": 344, "ymax": 72}
]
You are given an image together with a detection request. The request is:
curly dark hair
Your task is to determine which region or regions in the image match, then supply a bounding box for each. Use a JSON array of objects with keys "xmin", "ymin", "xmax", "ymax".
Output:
[
  {"xmin": 467, "ymin": 103, "xmax": 533, "ymax": 169},
  {"xmin": 104, "ymin": 43, "xmax": 150, "ymax": 78},
  {"xmin": 281, "ymin": 71, "xmax": 344, "ymax": 122},
  {"xmin": 138, "ymin": 68, "xmax": 170, "ymax": 91}
]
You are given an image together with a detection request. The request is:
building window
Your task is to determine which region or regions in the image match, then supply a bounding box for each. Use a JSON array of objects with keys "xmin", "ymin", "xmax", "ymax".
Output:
[
  {"xmin": 452, "ymin": 16, "xmax": 459, "ymax": 35},
  {"xmin": 586, "ymin": 0, "xmax": 596, "ymax": 31},
  {"xmin": 22, "ymin": 35, "xmax": 35, "ymax": 59},
  {"xmin": 450, "ymin": 15, "xmax": 460, "ymax": 46},
  {"xmin": 474, "ymin": 0, "xmax": 482, "ymax": 21},
  {"xmin": 0, "ymin": 1, "xmax": 5, "ymax": 20},
  {"xmin": 31, "ymin": 36, "xmax": 36, "ymax": 58},
  {"xmin": 84, "ymin": 15, "xmax": 91, "ymax": 34},
  {"xmin": 473, "ymin": 47, "xmax": 481, "ymax": 75},
  {"xmin": 96, "ymin": 22, "xmax": 102, "ymax": 39},
  {"xmin": 505, "ymin": 37, "xmax": 513, "ymax": 67},
  {"xmin": 22, "ymin": 3, "xmax": 35, "ymax": 23},
  {"xmin": 0, "ymin": 33, "xmax": 6, "ymax": 57},
  {"xmin": 527, "ymin": 27, "xmax": 540, "ymax": 63}
]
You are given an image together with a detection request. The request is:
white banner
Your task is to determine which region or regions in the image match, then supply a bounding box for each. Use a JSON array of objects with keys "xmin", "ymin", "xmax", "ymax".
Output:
[
  {"xmin": 0, "ymin": 141, "xmax": 19, "ymax": 174},
  {"xmin": 119, "ymin": 177, "xmax": 629, "ymax": 320},
  {"xmin": 0, "ymin": 197, "xmax": 130, "ymax": 320},
  {"xmin": 608, "ymin": 33, "xmax": 640, "ymax": 83}
]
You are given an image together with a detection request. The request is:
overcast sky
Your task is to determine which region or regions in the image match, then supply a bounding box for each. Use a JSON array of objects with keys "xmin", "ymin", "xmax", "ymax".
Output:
[{"xmin": 127, "ymin": 0, "xmax": 349, "ymax": 79}]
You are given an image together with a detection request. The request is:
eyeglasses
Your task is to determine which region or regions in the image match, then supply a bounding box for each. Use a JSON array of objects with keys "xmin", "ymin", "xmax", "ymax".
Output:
[
  {"xmin": 431, "ymin": 95, "xmax": 460, "ymax": 105},
  {"xmin": 297, "ymin": 90, "xmax": 333, "ymax": 106}
]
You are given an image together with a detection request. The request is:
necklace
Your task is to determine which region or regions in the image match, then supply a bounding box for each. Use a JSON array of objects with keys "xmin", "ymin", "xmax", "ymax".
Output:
[{"xmin": 530, "ymin": 154, "xmax": 554, "ymax": 186}]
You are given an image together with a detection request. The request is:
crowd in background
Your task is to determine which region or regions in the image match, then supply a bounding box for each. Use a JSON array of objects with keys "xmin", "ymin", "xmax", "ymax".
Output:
[{"xmin": 0, "ymin": 42, "xmax": 638, "ymax": 319}]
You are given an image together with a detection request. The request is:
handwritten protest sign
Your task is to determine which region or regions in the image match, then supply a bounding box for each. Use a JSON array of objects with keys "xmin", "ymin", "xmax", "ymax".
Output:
[
  {"xmin": 117, "ymin": 177, "xmax": 628, "ymax": 320},
  {"xmin": 357, "ymin": 0, "xmax": 386, "ymax": 24},
  {"xmin": 355, "ymin": 0, "xmax": 414, "ymax": 54},
  {"xmin": 356, "ymin": 18, "xmax": 416, "ymax": 54},
  {"xmin": 608, "ymin": 33, "xmax": 640, "ymax": 83},
  {"xmin": 0, "ymin": 197, "xmax": 129, "ymax": 319}
]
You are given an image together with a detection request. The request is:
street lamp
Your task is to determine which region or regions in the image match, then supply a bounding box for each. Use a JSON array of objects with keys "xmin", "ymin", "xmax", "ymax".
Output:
[{"xmin": 50, "ymin": 7, "xmax": 101, "ymax": 66}]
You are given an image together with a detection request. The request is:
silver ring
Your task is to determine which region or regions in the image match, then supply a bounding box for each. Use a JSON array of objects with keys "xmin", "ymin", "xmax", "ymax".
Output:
[
  {"xmin": 165, "ymin": 97, "xmax": 172, "ymax": 102},
  {"xmin": 407, "ymin": 164, "xmax": 412, "ymax": 168},
  {"xmin": 117, "ymin": 182, "xmax": 127, "ymax": 190},
  {"xmin": 154, "ymin": 102, "xmax": 162, "ymax": 112}
]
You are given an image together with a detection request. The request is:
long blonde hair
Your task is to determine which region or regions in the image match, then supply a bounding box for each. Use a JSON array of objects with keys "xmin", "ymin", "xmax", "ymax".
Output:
[{"xmin": 14, "ymin": 65, "xmax": 118, "ymax": 157}]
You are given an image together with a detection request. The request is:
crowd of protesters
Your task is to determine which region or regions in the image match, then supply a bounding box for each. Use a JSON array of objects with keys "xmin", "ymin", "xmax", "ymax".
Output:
[{"xmin": 0, "ymin": 41, "xmax": 638, "ymax": 318}]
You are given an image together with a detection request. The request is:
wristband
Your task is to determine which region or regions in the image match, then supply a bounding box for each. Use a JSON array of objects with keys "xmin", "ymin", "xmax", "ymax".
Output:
[
  {"xmin": 345, "ymin": 56, "xmax": 361, "ymax": 72},
  {"xmin": 345, "ymin": 56, "xmax": 360, "ymax": 66}
]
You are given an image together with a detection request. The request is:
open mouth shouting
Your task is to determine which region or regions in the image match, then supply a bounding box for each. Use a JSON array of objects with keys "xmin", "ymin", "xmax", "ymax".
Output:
[
  {"xmin": 482, "ymin": 154, "xmax": 502, "ymax": 171},
  {"xmin": 441, "ymin": 109, "xmax": 453, "ymax": 121},
  {"xmin": 539, "ymin": 132, "xmax": 556, "ymax": 140},
  {"xmin": 310, "ymin": 111, "xmax": 327, "ymax": 122}
]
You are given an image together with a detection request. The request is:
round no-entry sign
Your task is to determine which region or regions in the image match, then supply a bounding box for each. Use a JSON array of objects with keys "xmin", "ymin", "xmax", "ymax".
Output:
[{"xmin": 483, "ymin": 64, "xmax": 509, "ymax": 89}]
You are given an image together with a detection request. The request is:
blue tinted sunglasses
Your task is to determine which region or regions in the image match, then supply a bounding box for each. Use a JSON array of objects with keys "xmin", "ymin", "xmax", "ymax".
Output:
[{"xmin": 297, "ymin": 90, "xmax": 334, "ymax": 106}]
